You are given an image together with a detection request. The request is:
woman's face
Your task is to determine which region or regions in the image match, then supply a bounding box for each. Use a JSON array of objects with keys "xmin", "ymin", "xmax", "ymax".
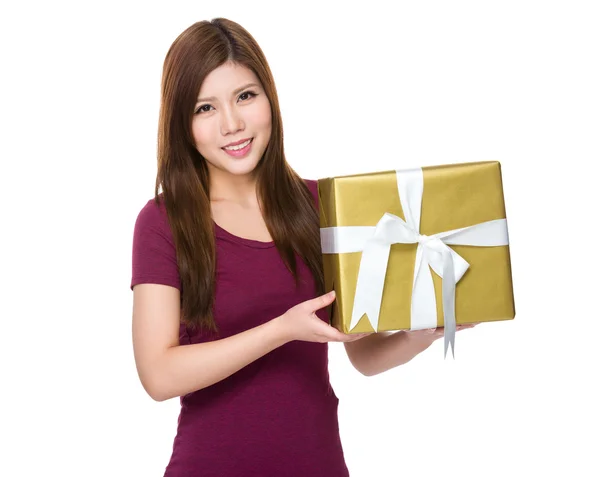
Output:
[{"xmin": 191, "ymin": 62, "xmax": 272, "ymax": 180}]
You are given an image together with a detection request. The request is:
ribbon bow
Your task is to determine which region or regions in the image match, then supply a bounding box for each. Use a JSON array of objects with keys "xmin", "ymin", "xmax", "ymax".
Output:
[{"xmin": 320, "ymin": 168, "xmax": 509, "ymax": 358}]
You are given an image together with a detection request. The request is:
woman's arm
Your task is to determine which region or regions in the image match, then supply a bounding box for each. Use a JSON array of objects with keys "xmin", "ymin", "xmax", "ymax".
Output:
[
  {"xmin": 344, "ymin": 331, "xmax": 434, "ymax": 376},
  {"xmin": 132, "ymin": 283, "xmax": 289, "ymax": 402},
  {"xmin": 344, "ymin": 325, "xmax": 476, "ymax": 376}
]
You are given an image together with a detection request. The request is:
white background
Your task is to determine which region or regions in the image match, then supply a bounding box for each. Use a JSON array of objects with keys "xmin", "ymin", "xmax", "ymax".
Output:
[{"xmin": 1, "ymin": 1, "xmax": 599, "ymax": 476}]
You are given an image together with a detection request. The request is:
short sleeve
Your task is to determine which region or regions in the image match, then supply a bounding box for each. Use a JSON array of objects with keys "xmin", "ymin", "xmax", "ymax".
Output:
[{"xmin": 130, "ymin": 198, "xmax": 182, "ymax": 291}]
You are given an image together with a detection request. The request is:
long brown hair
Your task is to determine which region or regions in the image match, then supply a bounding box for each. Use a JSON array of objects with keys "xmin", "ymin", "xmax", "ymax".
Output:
[{"xmin": 154, "ymin": 18, "xmax": 324, "ymax": 335}]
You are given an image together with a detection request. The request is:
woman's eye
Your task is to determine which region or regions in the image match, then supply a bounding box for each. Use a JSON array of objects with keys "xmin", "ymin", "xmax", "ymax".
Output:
[
  {"xmin": 239, "ymin": 91, "xmax": 257, "ymax": 101},
  {"xmin": 195, "ymin": 104, "xmax": 213, "ymax": 114}
]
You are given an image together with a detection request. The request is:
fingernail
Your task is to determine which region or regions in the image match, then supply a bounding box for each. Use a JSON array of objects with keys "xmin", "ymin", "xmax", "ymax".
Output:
[{"xmin": 329, "ymin": 290, "xmax": 336, "ymax": 297}]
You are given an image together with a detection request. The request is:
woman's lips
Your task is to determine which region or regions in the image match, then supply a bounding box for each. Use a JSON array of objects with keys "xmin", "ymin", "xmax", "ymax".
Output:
[{"xmin": 222, "ymin": 138, "xmax": 253, "ymax": 158}]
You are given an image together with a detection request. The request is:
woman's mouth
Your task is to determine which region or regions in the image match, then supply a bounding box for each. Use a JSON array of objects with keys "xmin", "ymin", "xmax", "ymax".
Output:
[{"xmin": 222, "ymin": 138, "xmax": 253, "ymax": 158}]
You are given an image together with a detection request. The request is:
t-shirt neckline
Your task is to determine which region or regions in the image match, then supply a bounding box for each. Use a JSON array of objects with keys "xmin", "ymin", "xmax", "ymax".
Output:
[{"xmin": 213, "ymin": 221, "xmax": 276, "ymax": 249}]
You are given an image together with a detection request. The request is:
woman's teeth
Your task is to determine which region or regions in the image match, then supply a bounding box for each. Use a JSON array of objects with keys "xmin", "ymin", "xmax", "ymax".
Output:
[{"xmin": 224, "ymin": 138, "xmax": 252, "ymax": 151}]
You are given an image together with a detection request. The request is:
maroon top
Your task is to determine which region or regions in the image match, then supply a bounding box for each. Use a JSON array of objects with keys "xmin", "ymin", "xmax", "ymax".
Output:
[{"xmin": 130, "ymin": 179, "xmax": 349, "ymax": 477}]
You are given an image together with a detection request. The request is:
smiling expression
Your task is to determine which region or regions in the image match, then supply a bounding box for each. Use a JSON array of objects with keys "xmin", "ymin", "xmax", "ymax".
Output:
[{"xmin": 191, "ymin": 61, "xmax": 272, "ymax": 179}]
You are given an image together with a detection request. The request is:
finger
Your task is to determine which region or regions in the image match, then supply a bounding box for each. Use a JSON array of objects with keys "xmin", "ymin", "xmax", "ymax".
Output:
[
  {"xmin": 330, "ymin": 330, "xmax": 369, "ymax": 342},
  {"xmin": 410, "ymin": 327, "xmax": 439, "ymax": 335},
  {"xmin": 306, "ymin": 290, "xmax": 336, "ymax": 312},
  {"xmin": 347, "ymin": 333, "xmax": 372, "ymax": 341},
  {"xmin": 457, "ymin": 323, "xmax": 477, "ymax": 330},
  {"xmin": 340, "ymin": 334, "xmax": 368, "ymax": 342}
]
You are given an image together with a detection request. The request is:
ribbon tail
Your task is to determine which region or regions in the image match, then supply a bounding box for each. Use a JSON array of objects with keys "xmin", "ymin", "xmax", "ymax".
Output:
[
  {"xmin": 411, "ymin": 245, "xmax": 438, "ymax": 330},
  {"xmin": 350, "ymin": 239, "xmax": 392, "ymax": 332},
  {"xmin": 441, "ymin": 247, "xmax": 457, "ymax": 359},
  {"xmin": 444, "ymin": 326, "xmax": 456, "ymax": 360}
]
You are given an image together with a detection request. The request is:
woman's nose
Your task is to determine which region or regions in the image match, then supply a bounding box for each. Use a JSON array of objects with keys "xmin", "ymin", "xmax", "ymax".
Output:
[{"xmin": 220, "ymin": 107, "xmax": 244, "ymax": 135}]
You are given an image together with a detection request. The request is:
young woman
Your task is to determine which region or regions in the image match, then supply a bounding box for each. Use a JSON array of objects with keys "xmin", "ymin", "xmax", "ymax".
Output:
[{"xmin": 130, "ymin": 18, "xmax": 473, "ymax": 477}]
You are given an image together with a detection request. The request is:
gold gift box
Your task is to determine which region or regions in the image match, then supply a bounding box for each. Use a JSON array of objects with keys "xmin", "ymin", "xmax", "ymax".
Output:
[{"xmin": 318, "ymin": 161, "xmax": 515, "ymax": 333}]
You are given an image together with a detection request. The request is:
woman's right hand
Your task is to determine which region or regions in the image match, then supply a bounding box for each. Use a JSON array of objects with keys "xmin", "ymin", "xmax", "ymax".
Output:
[{"xmin": 276, "ymin": 290, "xmax": 373, "ymax": 344}]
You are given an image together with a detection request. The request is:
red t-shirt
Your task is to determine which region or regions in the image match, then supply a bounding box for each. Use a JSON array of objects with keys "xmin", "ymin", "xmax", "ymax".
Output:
[{"xmin": 130, "ymin": 179, "xmax": 349, "ymax": 477}]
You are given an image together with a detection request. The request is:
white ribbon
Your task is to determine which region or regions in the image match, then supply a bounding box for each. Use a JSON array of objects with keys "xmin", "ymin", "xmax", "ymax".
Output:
[{"xmin": 320, "ymin": 168, "xmax": 509, "ymax": 358}]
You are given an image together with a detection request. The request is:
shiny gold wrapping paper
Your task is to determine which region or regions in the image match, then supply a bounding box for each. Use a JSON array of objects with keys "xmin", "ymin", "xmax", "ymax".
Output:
[{"xmin": 318, "ymin": 161, "xmax": 515, "ymax": 333}]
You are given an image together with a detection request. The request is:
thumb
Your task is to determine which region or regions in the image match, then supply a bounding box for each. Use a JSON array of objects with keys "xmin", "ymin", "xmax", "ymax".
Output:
[{"xmin": 306, "ymin": 290, "xmax": 336, "ymax": 312}]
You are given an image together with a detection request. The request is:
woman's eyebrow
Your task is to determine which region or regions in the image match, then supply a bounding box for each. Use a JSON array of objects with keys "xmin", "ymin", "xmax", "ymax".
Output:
[{"xmin": 196, "ymin": 83, "xmax": 259, "ymax": 105}]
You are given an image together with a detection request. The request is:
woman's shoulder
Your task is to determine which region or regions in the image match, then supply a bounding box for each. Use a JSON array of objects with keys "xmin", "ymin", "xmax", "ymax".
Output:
[
  {"xmin": 131, "ymin": 193, "xmax": 179, "ymax": 291},
  {"xmin": 133, "ymin": 194, "xmax": 172, "ymax": 237}
]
